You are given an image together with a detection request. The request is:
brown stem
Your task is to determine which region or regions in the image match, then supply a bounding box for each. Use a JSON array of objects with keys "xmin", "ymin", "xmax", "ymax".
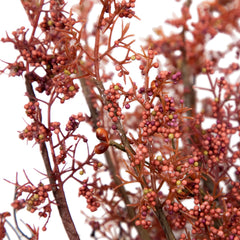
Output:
[
  {"xmin": 180, "ymin": 0, "xmax": 217, "ymax": 219},
  {"xmin": 181, "ymin": 34, "xmax": 195, "ymax": 114},
  {"xmin": 80, "ymin": 78, "xmax": 151, "ymax": 240},
  {"xmin": 92, "ymin": 77, "xmax": 176, "ymax": 239},
  {"xmin": 104, "ymin": 150, "xmax": 152, "ymax": 240},
  {"xmin": 25, "ymin": 75, "xmax": 80, "ymax": 240},
  {"xmin": 155, "ymin": 201, "xmax": 176, "ymax": 240},
  {"xmin": 79, "ymin": 77, "xmax": 99, "ymax": 130},
  {"xmin": 91, "ymin": 6, "xmax": 176, "ymax": 239}
]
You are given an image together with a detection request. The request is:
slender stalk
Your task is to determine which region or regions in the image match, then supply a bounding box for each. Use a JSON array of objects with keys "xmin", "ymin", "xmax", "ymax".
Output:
[
  {"xmin": 5, "ymin": 219, "xmax": 22, "ymax": 240},
  {"xmin": 104, "ymin": 150, "xmax": 152, "ymax": 240},
  {"xmin": 90, "ymin": 73, "xmax": 176, "ymax": 239},
  {"xmin": 181, "ymin": 30, "xmax": 195, "ymax": 114},
  {"xmin": 90, "ymin": 6, "xmax": 176, "ymax": 239},
  {"xmin": 25, "ymin": 76, "xmax": 80, "ymax": 240},
  {"xmin": 180, "ymin": 0, "xmax": 218, "ymax": 224},
  {"xmin": 80, "ymin": 78, "xmax": 152, "ymax": 240},
  {"xmin": 155, "ymin": 201, "xmax": 176, "ymax": 240}
]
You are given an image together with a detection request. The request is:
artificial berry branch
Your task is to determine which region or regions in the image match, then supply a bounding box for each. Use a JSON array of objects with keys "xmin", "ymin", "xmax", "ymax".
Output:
[
  {"xmin": 25, "ymin": 74, "xmax": 80, "ymax": 240},
  {"xmin": 1, "ymin": 0, "xmax": 240, "ymax": 240}
]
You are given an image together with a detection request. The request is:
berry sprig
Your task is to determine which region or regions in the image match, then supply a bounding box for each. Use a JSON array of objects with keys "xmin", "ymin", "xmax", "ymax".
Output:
[
  {"xmin": 78, "ymin": 180, "xmax": 100, "ymax": 212},
  {"xmin": 65, "ymin": 113, "xmax": 85, "ymax": 132},
  {"xmin": 103, "ymin": 83, "xmax": 125, "ymax": 127},
  {"xmin": 19, "ymin": 122, "xmax": 51, "ymax": 143},
  {"xmin": 11, "ymin": 182, "xmax": 52, "ymax": 231},
  {"xmin": 135, "ymin": 189, "xmax": 157, "ymax": 229}
]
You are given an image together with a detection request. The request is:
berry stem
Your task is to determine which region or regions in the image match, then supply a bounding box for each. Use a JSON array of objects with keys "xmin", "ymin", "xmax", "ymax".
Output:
[
  {"xmin": 80, "ymin": 75, "xmax": 151, "ymax": 240},
  {"xmin": 91, "ymin": 5, "xmax": 176, "ymax": 239},
  {"xmin": 25, "ymin": 76, "xmax": 80, "ymax": 240}
]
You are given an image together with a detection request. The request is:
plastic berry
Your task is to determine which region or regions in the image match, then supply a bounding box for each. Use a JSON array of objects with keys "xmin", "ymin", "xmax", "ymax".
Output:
[
  {"xmin": 94, "ymin": 142, "xmax": 109, "ymax": 154},
  {"xmin": 96, "ymin": 128, "xmax": 108, "ymax": 142}
]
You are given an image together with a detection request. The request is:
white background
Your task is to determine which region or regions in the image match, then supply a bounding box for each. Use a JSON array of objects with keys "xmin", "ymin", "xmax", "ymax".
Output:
[{"xmin": 0, "ymin": 0, "xmax": 237, "ymax": 239}]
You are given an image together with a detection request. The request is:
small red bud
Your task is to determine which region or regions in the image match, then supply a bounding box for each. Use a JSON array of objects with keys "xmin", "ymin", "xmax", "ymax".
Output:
[{"xmin": 94, "ymin": 142, "xmax": 109, "ymax": 154}]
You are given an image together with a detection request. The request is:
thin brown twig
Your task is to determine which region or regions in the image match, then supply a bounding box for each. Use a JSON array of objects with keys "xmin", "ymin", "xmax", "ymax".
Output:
[
  {"xmin": 91, "ymin": 5, "xmax": 176, "ymax": 239},
  {"xmin": 25, "ymin": 75, "xmax": 80, "ymax": 240}
]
